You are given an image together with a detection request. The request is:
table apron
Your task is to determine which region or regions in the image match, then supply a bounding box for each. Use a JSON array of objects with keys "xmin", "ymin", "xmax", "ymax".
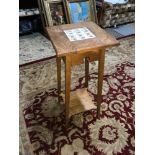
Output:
[{"xmin": 62, "ymin": 50, "xmax": 105, "ymax": 66}]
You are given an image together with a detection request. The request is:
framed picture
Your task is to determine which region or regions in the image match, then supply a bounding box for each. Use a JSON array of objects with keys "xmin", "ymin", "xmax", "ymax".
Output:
[
  {"xmin": 43, "ymin": 0, "xmax": 66, "ymax": 26},
  {"xmin": 63, "ymin": 0, "xmax": 98, "ymax": 24},
  {"xmin": 38, "ymin": 0, "xmax": 49, "ymax": 28}
]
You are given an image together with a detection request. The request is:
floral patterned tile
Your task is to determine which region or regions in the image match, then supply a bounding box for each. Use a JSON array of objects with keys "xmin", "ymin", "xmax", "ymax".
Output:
[{"xmin": 19, "ymin": 33, "xmax": 56, "ymax": 65}]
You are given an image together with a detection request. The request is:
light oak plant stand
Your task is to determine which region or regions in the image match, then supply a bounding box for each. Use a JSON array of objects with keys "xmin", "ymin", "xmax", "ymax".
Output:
[{"xmin": 46, "ymin": 21, "xmax": 119, "ymax": 125}]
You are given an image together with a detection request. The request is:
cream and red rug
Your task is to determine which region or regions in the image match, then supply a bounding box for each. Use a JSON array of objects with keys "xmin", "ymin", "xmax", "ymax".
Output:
[{"xmin": 20, "ymin": 36, "xmax": 134, "ymax": 155}]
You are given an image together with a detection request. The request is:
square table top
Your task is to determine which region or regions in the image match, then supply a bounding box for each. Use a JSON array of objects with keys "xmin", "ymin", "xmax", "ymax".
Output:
[{"xmin": 46, "ymin": 21, "xmax": 119, "ymax": 57}]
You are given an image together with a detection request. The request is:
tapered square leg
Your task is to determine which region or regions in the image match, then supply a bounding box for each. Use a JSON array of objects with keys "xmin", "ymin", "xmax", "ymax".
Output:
[
  {"xmin": 65, "ymin": 56, "xmax": 71, "ymax": 125},
  {"xmin": 57, "ymin": 57, "xmax": 61, "ymax": 103},
  {"xmin": 97, "ymin": 49, "xmax": 105, "ymax": 118}
]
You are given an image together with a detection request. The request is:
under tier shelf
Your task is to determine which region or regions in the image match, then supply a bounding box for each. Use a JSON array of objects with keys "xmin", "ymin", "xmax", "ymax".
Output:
[{"xmin": 61, "ymin": 88, "xmax": 96, "ymax": 117}]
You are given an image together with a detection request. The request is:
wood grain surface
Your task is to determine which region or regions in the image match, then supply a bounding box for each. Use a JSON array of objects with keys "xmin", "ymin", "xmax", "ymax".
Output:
[
  {"xmin": 46, "ymin": 21, "xmax": 119, "ymax": 57},
  {"xmin": 48, "ymin": 21, "xmax": 119, "ymax": 124},
  {"xmin": 61, "ymin": 88, "xmax": 96, "ymax": 118}
]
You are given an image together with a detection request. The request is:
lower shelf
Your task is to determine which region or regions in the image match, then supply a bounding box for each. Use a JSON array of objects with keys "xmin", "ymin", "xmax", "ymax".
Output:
[{"xmin": 61, "ymin": 88, "xmax": 96, "ymax": 117}]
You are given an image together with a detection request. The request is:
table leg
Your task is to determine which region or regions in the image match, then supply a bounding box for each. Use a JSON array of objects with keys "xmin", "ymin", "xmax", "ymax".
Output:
[
  {"xmin": 97, "ymin": 49, "xmax": 105, "ymax": 118},
  {"xmin": 85, "ymin": 57, "xmax": 89, "ymax": 88},
  {"xmin": 57, "ymin": 57, "xmax": 61, "ymax": 103},
  {"xmin": 65, "ymin": 56, "xmax": 71, "ymax": 125}
]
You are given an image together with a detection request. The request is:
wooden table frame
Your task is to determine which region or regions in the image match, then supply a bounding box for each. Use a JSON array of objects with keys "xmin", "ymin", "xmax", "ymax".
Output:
[
  {"xmin": 46, "ymin": 21, "xmax": 119, "ymax": 125},
  {"xmin": 57, "ymin": 48, "xmax": 105, "ymax": 124}
]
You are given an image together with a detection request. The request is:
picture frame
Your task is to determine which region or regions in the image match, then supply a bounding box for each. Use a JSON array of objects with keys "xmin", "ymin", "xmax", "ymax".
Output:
[
  {"xmin": 38, "ymin": 0, "xmax": 48, "ymax": 28},
  {"xmin": 63, "ymin": 0, "xmax": 98, "ymax": 24},
  {"xmin": 43, "ymin": 0, "xmax": 66, "ymax": 26}
]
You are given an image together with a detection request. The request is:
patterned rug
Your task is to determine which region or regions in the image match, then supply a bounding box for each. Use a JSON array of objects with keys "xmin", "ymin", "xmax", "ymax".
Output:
[
  {"xmin": 20, "ymin": 37, "xmax": 135, "ymax": 155},
  {"xmin": 19, "ymin": 33, "xmax": 55, "ymax": 66},
  {"xmin": 105, "ymin": 23, "xmax": 135, "ymax": 39}
]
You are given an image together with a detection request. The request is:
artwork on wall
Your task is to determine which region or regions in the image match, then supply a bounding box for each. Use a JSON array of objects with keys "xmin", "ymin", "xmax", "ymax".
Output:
[
  {"xmin": 69, "ymin": 1, "xmax": 91, "ymax": 23},
  {"xmin": 64, "ymin": 0, "xmax": 98, "ymax": 24},
  {"xmin": 43, "ymin": 0, "xmax": 66, "ymax": 26}
]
